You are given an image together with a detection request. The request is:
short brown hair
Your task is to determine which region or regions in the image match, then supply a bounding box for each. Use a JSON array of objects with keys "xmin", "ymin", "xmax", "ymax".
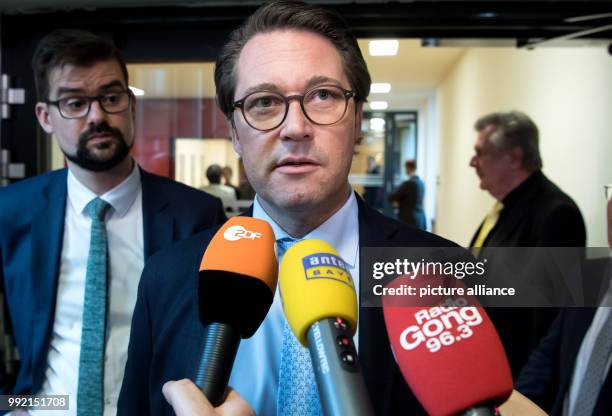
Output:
[
  {"xmin": 32, "ymin": 29, "xmax": 129, "ymax": 101},
  {"xmin": 214, "ymin": 0, "xmax": 371, "ymax": 119}
]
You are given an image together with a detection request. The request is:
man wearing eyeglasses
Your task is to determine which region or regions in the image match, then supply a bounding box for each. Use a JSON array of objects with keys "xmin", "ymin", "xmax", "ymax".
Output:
[
  {"xmin": 0, "ymin": 29, "xmax": 226, "ymax": 415},
  {"xmin": 119, "ymin": 2, "xmax": 457, "ymax": 415}
]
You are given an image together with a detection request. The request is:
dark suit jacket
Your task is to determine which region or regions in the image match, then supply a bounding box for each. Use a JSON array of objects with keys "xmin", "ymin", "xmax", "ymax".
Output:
[
  {"xmin": 469, "ymin": 170, "xmax": 586, "ymax": 378},
  {"xmin": 469, "ymin": 170, "xmax": 585, "ymax": 248},
  {"xmin": 118, "ymin": 195, "xmax": 457, "ymax": 415},
  {"xmin": 515, "ymin": 308, "xmax": 612, "ymax": 416},
  {"xmin": 389, "ymin": 175, "xmax": 426, "ymax": 230},
  {"xmin": 0, "ymin": 167, "xmax": 226, "ymax": 397}
]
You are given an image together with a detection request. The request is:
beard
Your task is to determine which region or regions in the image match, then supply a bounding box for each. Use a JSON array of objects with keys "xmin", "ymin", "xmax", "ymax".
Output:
[{"xmin": 63, "ymin": 121, "xmax": 132, "ymax": 172}]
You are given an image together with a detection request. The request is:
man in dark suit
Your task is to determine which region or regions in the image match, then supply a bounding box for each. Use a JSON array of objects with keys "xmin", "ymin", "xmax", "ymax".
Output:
[
  {"xmin": 389, "ymin": 159, "xmax": 427, "ymax": 230},
  {"xmin": 119, "ymin": 2, "xmax": 457, "ymax": 415},
  {"xmin": 515, "ymin": 196, "xmax": 612, "ymax": 416},
  {"xmin": 0, "ymin": 29, "xmax": 225, "ymax": 414},
  {"xmin": 468, "ymin": 111, "xmax": 586, "ymax": 377},
  {"xmin": 469, "ymin": 111, "xmax": 585, "ymax": 249}
]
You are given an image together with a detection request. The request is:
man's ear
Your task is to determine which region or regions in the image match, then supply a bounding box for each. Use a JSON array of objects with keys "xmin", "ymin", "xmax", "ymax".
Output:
[
  {"xmin": 35, "ymin": 102, "xmax": 54, "ymax": 134},
  {"xmin": 353, "ymin": 101, "xmax": 364, "ymax": 145},
  {"xmin": 230, "ymin": 119, "xmax": 242, "ymax": 156},
  {"xmin": 508, "ymin": 147, "xmax": 524, "ymax": 170},
  {"xmin": 130, "ymin": 91, "xmax": 136, "ymax": 123}
]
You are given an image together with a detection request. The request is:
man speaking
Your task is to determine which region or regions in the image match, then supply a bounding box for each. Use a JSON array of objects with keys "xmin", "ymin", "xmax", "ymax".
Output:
[{"xmin": 119, "ymin": 1, "xmax": 456, "ymax": 415}]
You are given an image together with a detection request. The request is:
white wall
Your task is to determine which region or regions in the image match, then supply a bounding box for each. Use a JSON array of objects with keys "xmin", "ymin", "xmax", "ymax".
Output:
[{"xmin": 436, "ymin": 46, "xmax": 612, "ymax": 247}]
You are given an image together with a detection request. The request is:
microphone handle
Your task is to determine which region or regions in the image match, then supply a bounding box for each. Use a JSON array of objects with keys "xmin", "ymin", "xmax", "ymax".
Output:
[
  {"xmin": 306, "ymin": 318, "xmax": 375, "ymax": 416},
  {"xmin": 461, "ymin": 406, "xmax": 497, "ymax": 416},
  {"xmin": 194, "ymin": 321, "xmax": 241, "ymax": 406}
]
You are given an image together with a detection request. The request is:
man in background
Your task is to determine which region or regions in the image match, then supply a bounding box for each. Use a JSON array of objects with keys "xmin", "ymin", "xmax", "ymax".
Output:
[
  {"xmin": 0, "ymin": 29, "xmax": 225, "ymax": 415},
  {"xmin": 468, "ymin": 110, "xmax": 586, "ymax": 376},
  {"xmin": 389, "ymin": 158, "xmax": 426, "ymax": 230},
  {"xmin": 201, "ymin": 164, "xmax": 238, "ymax": 204},
  {"xmin": 221, "ymin": 165, "xmax": 240, "ymax": 199},
  {"xmin": 363, "ymin": 155, "xmax": 382, "ymax": 209}
]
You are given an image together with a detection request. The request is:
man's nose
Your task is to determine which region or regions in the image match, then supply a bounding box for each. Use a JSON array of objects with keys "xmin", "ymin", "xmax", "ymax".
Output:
[
  {"xmin": 469, "ymin": 154, "xmax": 478, "ymax": 167},
  {"xmin": 86, "ymin": 99, "xmax": 107, "ymax": 124},
  {"xmin": 279, "ymin": 100, "xmax": 313, "ymax": 141}
]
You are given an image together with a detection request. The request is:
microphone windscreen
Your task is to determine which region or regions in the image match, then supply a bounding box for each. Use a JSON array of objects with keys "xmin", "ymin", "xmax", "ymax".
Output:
[
  {"xmin": 383, "ymin": 276, "xmax": 513, "ymax": 416},
  {"xmin": 198, "ymin": 217, "xmax": 277, "ymax": 338},
  {"xmin": 279, "ymin": 239, "xmax": 357, "ymax": 346}
]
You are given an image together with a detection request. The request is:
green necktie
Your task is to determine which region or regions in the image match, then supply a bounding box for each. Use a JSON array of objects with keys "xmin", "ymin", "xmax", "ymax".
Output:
[{"xmin": 77, "ymin": 197, "xmax": 111, "ymax": 416}]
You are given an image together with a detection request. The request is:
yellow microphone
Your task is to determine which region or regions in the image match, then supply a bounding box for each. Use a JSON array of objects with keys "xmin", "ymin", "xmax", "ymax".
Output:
[{"xmin": 279, "ymin": 239, "xmax": 374, "ymax": 416}]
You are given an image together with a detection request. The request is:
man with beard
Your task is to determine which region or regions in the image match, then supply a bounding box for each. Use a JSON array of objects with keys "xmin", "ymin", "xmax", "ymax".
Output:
[{"xmin": 0, "ymin": 29, "xmax": 225, "ymax": 415}]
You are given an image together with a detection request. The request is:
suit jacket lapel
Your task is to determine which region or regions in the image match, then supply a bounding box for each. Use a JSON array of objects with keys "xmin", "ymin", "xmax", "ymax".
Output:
[
  {"xmin": 30, "ymin": 170, "xmax": 67, "ymax": 389},
  {"xmin": 140, "ymin": 169, "xmax": 174, "ymax": 259}
]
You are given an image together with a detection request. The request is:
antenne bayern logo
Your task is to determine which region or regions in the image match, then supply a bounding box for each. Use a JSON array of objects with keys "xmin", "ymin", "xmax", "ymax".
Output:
[
  {"xmin": 302, "ymin": 253, "xmax": 354, "ymax": 288},
  {"xmin": 223, "ymin": 225, "xmax": 262, "ymax": 241}
]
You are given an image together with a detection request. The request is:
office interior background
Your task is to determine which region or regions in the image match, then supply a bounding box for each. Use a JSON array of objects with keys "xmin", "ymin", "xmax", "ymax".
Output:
[{"xmin": 1, "ymin": 0, "xmax": 611, "ymax": 247}]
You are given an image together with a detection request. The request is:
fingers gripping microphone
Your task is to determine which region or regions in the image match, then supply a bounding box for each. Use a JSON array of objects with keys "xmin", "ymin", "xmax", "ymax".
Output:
[
  {"xmin": 382, "ymin": 275, "xmax": 513, "ymax": 416},
  {"xmin": 279, "ymin": 239, "xmax": 374, "ymax": 416},
  {"xmin": 195, "ymin": 217, "xmax": 277, "ymax": 406}
]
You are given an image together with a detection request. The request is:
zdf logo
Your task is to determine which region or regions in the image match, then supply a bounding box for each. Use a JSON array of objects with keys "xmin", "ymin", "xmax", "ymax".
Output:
[{"xmin": 223, "ymin": 225, "xmax": 262, "ymax": 241}]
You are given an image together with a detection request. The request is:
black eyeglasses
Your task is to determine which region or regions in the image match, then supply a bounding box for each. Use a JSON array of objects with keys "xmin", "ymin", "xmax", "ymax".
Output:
[
  {"xmin": 46, "ymin": 90, "xmax": 131, "ymax": 119},
  {"xmin": 605, "ymin": 185, "xmax": 612, "ymax": 201},
  {"xmin": 232, "ymin": 84, "xmax": 356, "ymax": 132}
]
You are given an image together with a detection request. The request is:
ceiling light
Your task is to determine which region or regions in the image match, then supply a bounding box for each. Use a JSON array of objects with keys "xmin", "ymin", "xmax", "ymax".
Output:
[
  {"xmin": 369, "ymin": 101, "xmax": 388, "ymax": 110},
  {"xmin": 370, "ymin": 83, "xmax": 391, "ymax": 93},
  {"xmin": 129, "ymin": 86, "xmax": 145, "ymax": 96},
  {"xmin": 370, "ymin": 117, "xmax": 385, "ymax": 132},
  {"xmin": 369, "ymin": 40, "xmax": 399, "ymax": 56}
]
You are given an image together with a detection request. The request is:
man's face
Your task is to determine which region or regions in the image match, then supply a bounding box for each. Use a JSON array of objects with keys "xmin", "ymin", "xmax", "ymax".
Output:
[
  {"xmin": 35, "ymin": 59, "xmax": 135, "ymax": 172},
  {"xmin": 230, "ymin": 30, "xmax": 362, "ymax": 216},
  {"xmin": 469, "ymin": 127, "xmax": 513, "ymax": 197}
]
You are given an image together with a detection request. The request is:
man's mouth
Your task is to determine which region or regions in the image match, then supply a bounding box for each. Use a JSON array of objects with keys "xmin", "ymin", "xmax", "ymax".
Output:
[
  {"xmin": 274, "ymin": 157, "xmax": 319, "ymax": 174},
  {"xmin": 86, "ymin": 133, "xmax": 116, "ymax": 145}
]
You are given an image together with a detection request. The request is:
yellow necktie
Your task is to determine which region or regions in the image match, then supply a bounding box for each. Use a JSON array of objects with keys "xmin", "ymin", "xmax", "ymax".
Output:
[{"xmin": 472, "ymin": 201, "xmax": 503, "ymax": 255}]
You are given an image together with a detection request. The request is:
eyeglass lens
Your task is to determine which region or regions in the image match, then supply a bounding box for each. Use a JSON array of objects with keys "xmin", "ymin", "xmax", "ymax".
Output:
[
  {"xmin": 58, "ymin": 92, "xmax": 130, "ymax": 118},
  {"xmin": 241, "ymin": 85, "xmax": 350, "ymax": 131}
]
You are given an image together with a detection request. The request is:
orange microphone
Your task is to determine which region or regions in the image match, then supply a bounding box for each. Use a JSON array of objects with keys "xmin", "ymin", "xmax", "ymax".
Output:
[{"xmin": 195, "ymin": 217, "xmax": 277, "ymax": 406}]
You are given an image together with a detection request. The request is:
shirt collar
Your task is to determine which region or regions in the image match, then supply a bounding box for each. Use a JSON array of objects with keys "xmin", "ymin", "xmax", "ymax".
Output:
[
  {"xmin": 252, "ymin": 192, "xmax": 359, "ymax": 268},
  {"xmin": 67, "ymin": 162, "xmax": 141, "ymax": 218}
]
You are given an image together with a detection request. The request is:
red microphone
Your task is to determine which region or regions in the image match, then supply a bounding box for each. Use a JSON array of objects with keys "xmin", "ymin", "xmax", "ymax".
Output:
[{"xmin": 382, "ymin": 274, "xmax": 512, "ymax": 416}]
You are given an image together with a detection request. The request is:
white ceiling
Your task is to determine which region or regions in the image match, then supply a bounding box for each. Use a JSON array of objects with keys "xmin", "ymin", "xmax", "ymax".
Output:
[{"xmin": 127, "ymin": 39, "xmax": 465, "ymax": 111}]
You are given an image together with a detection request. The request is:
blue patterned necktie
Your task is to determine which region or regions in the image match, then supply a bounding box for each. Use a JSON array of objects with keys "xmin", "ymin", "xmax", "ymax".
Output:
[
  {"xmin": 574, "ymin": 311, "xmax": 612, "ymax": 416},
  {"xmin": 77, "ymin": 197, "xmax": 111, "ymax": 416},
  {"xmin": 276, "ymin": 237, "xmax": 322, "ymax": 416}
]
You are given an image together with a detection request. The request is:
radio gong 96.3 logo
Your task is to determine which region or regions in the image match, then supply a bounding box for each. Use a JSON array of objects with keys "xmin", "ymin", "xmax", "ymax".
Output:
[{"xmin": 399, "ymin": 305, "xmax": 483, "ymax": 353}]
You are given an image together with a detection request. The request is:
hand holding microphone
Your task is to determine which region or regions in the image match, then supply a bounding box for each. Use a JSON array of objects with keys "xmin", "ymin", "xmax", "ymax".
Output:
[
  {"xmin": 195, "ymin": 217, "xmax": 277, "ymax": 406},
  {"xmin": 279, "ymin": 239, "xmax": 374, "ymax": 416},
  {"xmin": 163, "ymin": 379, "xmax": 254, "ymax": 416}
]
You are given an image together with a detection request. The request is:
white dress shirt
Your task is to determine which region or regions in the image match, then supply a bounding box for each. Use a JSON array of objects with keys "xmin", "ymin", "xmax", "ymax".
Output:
[
  {"xmin": 31, "ymin": 165, "xmax": 144, "ymax": 416},
  {"xmin": 228, "ymin": 191, "xmax": 360, "ymax": 416}
]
